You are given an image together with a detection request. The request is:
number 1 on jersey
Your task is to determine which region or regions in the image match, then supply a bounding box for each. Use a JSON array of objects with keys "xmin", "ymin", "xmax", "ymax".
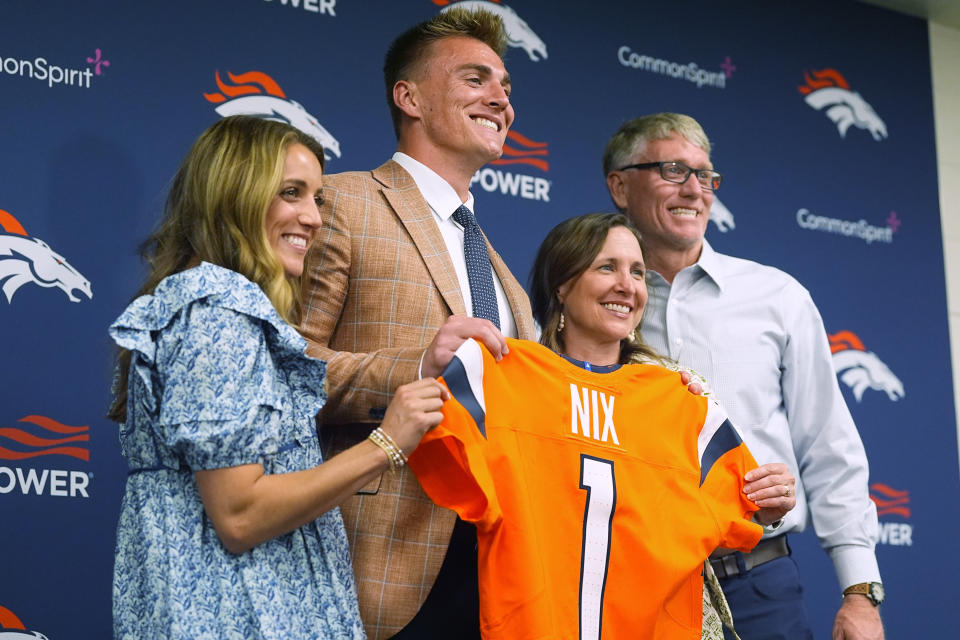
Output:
[{"xmin": 579, "ymin": 455, "xmax": 616, "ymax": 640}]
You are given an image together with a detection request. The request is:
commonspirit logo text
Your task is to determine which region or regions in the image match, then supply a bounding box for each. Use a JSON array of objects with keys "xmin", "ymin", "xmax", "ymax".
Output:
[
  {"xmin": 617, "ymin": 46, "xmax": 728, "ymax": 89},
  {"xmin": 796, "ymin": 208, "xmax": 898, "ymax": 245},
  {"xmin": 0, "ymin": 53, "xmax": 94, "ymax": 89}
]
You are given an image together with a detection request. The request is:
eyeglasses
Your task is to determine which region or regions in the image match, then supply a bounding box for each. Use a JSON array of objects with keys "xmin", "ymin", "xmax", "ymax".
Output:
[{"xmin": 617, "ymin": 161, "xmax": 722, "ymax": 191}]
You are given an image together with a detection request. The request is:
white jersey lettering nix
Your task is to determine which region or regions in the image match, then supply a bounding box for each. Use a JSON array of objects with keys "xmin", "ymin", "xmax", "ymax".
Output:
[{"xmin": 570, "ymin": 383, "xmax": 619, "ymax": 445}]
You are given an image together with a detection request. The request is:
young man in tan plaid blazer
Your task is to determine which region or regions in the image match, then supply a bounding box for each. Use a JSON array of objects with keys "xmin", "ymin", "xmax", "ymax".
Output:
[{"xmin": 300, "ymin": 8, "xmax": 535, "ymax": 639}]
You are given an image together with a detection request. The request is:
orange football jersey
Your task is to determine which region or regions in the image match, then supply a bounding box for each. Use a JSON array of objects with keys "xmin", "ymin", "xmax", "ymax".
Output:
[{"xmin": 408, "ymin": 339, "xmax": 762, "ymax": 640}]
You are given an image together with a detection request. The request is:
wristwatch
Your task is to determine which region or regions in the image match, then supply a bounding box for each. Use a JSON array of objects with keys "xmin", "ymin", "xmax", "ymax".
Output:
[{"xmin": 842, "ymin": 582, "xmax": 884, "ymax": 606}]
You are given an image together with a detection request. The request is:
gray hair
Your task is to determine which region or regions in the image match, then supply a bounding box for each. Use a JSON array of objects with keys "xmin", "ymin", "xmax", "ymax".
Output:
[{"xmin": 602, "ymin": 113, "xmax": 712, "ymax": 176}]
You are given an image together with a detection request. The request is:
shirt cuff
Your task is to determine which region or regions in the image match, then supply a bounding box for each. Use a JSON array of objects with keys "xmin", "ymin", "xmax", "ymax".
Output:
[
  {"xmin": 828, "ymin": 544, "xmax": 882, "ymax": 591},
  {"xmin": 763, "ymin": 518, "xmax": 784, "ymax": 533},
  {"xmin": 751, "ymin": 513, "xmax": 784, "ymax": 533}
]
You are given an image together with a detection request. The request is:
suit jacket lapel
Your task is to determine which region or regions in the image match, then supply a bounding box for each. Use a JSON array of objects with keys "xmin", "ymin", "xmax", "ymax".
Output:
[{"xmin": 373, "ymin": 160, "xmax": 467, "ymax": 317}]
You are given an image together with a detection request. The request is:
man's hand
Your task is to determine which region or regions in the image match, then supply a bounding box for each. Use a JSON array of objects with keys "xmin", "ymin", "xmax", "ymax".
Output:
[
  {"xmin": 421, "ymin": 315, "xmax": 508, "ymax": 378},
  {"xmin": 743, "ymin": 462, "xmax": 797, "ymax": 525},
  {"xmin": 832, "ymin": 595, "xmax": 884, "ymax": 639}
]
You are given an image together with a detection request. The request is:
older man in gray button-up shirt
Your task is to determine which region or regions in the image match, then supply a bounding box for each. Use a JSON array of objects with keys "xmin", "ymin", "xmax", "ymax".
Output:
[{"xmin": 603, "ymin": 112, "xmax": 883, "ymax": 640}]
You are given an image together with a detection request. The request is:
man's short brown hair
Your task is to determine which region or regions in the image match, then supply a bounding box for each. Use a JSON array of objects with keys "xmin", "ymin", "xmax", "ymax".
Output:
[{"xmin": 383, "ymin": 7, "xmax": 508, "ymax": 138}]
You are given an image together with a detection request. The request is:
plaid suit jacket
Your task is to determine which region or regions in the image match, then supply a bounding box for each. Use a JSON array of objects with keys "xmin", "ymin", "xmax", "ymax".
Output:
[{"xmin": 300, "ymin": 160, "xmax": 535, "ymax": 639}]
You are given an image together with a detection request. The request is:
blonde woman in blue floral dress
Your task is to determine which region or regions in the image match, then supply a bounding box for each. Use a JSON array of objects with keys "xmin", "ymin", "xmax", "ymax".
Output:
[{"xmin": 108, "ymin": 116, "xmax": 447, "ymax": 639}]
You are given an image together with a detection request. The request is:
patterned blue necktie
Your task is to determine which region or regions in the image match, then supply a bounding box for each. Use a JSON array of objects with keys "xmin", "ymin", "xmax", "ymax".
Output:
[{"xmin": 453, "ymin": 205, "xmax": 500, "ymax": 329}]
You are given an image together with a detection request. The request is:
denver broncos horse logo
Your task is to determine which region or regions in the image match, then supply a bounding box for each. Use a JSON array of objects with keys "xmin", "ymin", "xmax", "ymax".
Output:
[
  {"xmin": 829, "ymin": 330, "xmax": 903, "ymax": 402},
  {"xmin": 0, "ymin": 604, "xmax": 50, "ymax": 640},
  {"xmin": 436, "ymin": 0, "xmax": 548, "ymax": 61},
  {"xmin": 204, "ymin": 70, "xmax": 342, "ymax": 160},
  {"xmin": 799, "ymin": 68, "xmax": 887, "ymax": 141},
  {"xmin": 709, "ymin": 197, "xmax": 735, "ymax": 233},
  {"xmin": 0, "ymin": 209, "xmax": 92, "ymax": 304}
]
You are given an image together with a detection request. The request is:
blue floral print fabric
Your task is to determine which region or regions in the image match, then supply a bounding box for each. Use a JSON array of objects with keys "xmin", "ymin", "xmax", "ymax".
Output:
[{"xmin": 109, "ymin": 263, "xmax": 365, "ymax": 639}]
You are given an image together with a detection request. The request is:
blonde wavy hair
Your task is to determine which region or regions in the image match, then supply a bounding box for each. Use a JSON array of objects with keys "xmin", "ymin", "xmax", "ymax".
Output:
[{"xmin": 108, "ymin": 115, "xmax": 325, "ymax": 422}]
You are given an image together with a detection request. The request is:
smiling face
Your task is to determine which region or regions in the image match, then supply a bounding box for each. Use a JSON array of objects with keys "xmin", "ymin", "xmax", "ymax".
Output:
[
  {"xmin": 264, "ymin": 143, "xmax": 324, "ymax": 278},
  {"xmin": 607, "ymin": 134, "xmax": 714, "ymax": 265},
  {"xmin": 397, "ymin": 35, "xmax": 514, "ymax": 186},
  {"xmin": 556, "ymin": 226, "xmax": 647, "ymax": 365}
]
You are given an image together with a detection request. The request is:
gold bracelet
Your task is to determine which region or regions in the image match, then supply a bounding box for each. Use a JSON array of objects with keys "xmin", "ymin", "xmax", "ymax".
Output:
[
  {"xmin": 372, "ymin": 428, "xmax": 407, "ymax": 471},
  {"xmin": 379, "ymin": 428, "xmax": 409, "ymax": 467},
  {"xmin": 367, "ymin": 430, "xmax": 398, "ymax": 471},
  {"xmin": 367, "ymin": 429, "xmax": 394, "ymax": 470},
  {"xmin": 368, "ymin": 427, "xmax": 407, "ymax": 472}
]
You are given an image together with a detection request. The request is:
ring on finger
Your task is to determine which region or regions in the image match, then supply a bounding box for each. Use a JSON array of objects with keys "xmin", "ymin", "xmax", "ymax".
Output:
[{"xmin": 783, "ymin": 485, "xmax": 792, "ymax": 497}]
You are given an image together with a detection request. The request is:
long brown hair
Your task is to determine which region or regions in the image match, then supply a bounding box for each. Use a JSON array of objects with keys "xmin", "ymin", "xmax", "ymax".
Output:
[
  {"xmin": 529, "ymin": 213, "xmax": 664, "ymax": 365},
  {"xmin": 107, "ymin": 115, "xmax": 325, "ymax": 423}
]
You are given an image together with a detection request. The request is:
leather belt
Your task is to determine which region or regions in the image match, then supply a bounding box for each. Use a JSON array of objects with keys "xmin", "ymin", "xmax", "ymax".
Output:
[{"xmin": 710, "ymin": 535, "xmax": 790, "ymax": 579}]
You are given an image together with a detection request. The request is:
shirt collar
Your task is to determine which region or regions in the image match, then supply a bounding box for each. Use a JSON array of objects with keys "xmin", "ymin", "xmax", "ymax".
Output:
[
  {"xmin": 645, "ymin": 238, "xmax": 724, "ymax": 292},
  {"xmin": 392, "ymin": 152, "xmax": 475, "ymax": 220},
  {"xmin": 695, "ymin": 238, "xmax": 726, "ymax": 291}
]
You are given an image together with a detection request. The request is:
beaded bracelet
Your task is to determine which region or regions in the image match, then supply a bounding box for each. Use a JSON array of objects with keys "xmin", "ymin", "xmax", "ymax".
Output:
[{"xmin": 368, "ymin": 427, "xmax": 408, "ymax": 472}]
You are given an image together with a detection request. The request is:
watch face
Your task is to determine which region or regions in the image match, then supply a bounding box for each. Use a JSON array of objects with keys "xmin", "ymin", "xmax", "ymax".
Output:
[{"xmin": 869, "ymin": 582, "xmax": 885, "ymax": 604}]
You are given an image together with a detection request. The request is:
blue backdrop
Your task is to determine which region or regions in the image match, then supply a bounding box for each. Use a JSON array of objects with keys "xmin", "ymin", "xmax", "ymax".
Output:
[{"xmin": 1, "ymin": 0, "xmax": 955, "ymax": 637}]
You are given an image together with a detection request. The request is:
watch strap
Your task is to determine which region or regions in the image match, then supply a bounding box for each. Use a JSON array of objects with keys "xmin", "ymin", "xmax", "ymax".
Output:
[
  {"xmin": 843, "ymin": 583, "xmax": 871, "ymax": 597},
  {"xmin": 842, "ymin": 582, "xmax": 883, "ymax": 606}
]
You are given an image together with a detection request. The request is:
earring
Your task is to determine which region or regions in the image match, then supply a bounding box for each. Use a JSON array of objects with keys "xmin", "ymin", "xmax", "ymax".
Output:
[{"xmin": 558, "ymin": 312, "xmax": 565, "ymax": 333}]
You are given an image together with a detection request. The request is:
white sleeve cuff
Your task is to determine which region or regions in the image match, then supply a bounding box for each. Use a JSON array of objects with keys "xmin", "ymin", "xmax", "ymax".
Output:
[
  {"xmin": 828, "ymin": 544, "xmax": 882, "ymax": 591},
  {"xmin": 751, "ymin": 514, "xmax": 784, "ymax": 533}
]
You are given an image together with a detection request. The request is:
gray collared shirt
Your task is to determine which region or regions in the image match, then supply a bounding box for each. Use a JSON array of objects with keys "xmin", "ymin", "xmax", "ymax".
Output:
[{"xmin": 641, "ymin": 239, "xmax": 881, "ymax": 589}]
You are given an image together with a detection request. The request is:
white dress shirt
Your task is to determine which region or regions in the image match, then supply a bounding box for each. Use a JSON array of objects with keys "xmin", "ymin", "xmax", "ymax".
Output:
[
  {"xmin": 393, "ymin": 152, "xmax": 517, "ymax": 339},
  {"xmin": 640, "ymin": 239, "xmax": 881, "ymax": 590}
]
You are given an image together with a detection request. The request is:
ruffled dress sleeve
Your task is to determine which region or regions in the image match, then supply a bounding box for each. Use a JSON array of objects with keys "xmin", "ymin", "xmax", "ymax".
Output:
[{"xmin": 109, "ymin": 263, "xmax": 327, "ymax": 471}]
